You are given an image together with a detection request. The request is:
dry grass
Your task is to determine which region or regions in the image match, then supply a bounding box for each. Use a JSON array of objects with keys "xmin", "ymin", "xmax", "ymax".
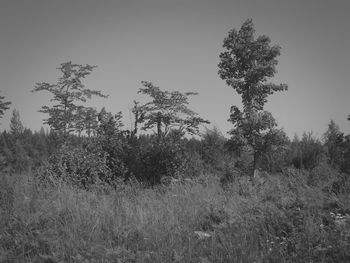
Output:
[{"xmin": 1, "ymin": 169, "xmax": 350, "ymax": 263}]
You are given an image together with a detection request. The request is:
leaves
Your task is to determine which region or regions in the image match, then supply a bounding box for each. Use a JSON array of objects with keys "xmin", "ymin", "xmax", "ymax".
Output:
[
  {"xmin": 218, "ymin": 19, "xmax": 287, "ymax": 111},
  {"xmin": 0, "ymin": 91, "xmax": 11, "ymax": 122},
  {"xmin": 137, "ymin": 81, "xmax": 209, "ymax": 137},
  {"xmin": 32, "ymin": 62, "xmax": 108, "ymax": 139},
  {"xmin": 219, "ymin": 19, "xmax": 288, "ymax": 171}
]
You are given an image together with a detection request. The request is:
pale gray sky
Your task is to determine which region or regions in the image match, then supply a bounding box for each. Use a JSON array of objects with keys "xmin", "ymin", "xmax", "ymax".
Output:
[{"xmin": 1, "ymin": 0, "xmax": 349, "ymax": 138}]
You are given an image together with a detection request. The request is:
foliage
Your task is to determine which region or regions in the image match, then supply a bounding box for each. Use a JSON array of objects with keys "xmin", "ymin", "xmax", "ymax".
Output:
[
  {"xmin": 39, "ymin": 145, "xmax": 114, "ymax": 189},
  {"xmin": 10, "ymin": 109, "xmax": 24, "ymax": 138},
  {"xmin": 0, "ymin": 129, "xmax": 59, "ymax": 173},
  {"xmin": 32, "ymin": 62, "xmax": 107, "ymax": 140},
  {"xmin": 200, "ymin": 127, "xmax": 228, "ymax": 171},
  {"xmin": 323, "ymin": 120, "xmax": 345, "ymax": 169},
  {"xmin": 2, "ymin": 169, "xmax": 350, "ymax": 263},
  {"xmin": 74, "ymin": 107, "xmax": 99, "ymax": 137},
  {"xmin": 289, "ymin": 132, "xmax": 325, "ymax": 170},
  {"xmin": 218, "ymin": 19, "xmax": 288, "ymax": 111},
  {"xmin": 218, "ymin": 19, "xmax": 288, "ymax": 173},
  {"xmin": 340, "ymin": 135, "xmax": 350, "ymax": 174},
  {"xmin": 0, "ymin": 91, "xmax": 11, "ymax": 124},
  {"xmin": 137, "ymin": 131, "xmax": 188, "ymax": 184},
  {"xmin": 227, "ymin": 109, "xmax": 288, "ymax": 171},
  {"xmin": 137, "ymin": 81, "xmax": 209, "ymax": 137}
]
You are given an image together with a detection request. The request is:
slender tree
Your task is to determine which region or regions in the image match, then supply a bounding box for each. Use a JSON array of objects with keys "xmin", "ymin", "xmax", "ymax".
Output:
[
  {"xmin": 0, "ymin": 91, "xmax": 11, "ymax": 124},
  {"xmin": 138, "ymin": 81, "xmax": 209, "ymax": 138},
  {"xmin": 10, "ymin": 109, "xmax": 24, "ymax": 138},
  {"xmin": 218, "ymin": 19, "xmax": 288, "ymax": 173},
  {"xmin": 32, "ymin": 62, "xmax": 107, "ymax": 141}
]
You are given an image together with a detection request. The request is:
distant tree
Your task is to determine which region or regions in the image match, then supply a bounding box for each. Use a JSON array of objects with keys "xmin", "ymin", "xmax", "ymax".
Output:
[
  {"xmin": 290, "ymin": 132, "xmax": 324, "ymax": 170},
  {"xmin": 137, "ymin": 81, "xmax": 209, "ymax": 138},
  {"xmin": 32, "ymin": 62, "xmax": 108, "ymax": 141},
  {"xmin": 323, "ymin": 120, "xmax": 344, "ymax": 168},
  {"xmin": 84, "ymin": 107, "xmax": 99, "ymax": 137},
  {"xmin": 131, "ymin": 100, "xmax": 144, "ymax": 136},
  {"xmin": 341, "ymin": 135, "xmax": 350, "ymax": 174},
  {"xmin": 201, "ymin": 127, "xmax": 227, "ymax": 169},
  {"xmin": 10, "ymin": 109, "xmax": 24, "ymax": 138},
  {"xmin": 218, "ymin": 19, "xmax": 288, "ymax": 173},
  {"xmin": 97, "ymin": 107, "xmax": 124, "ymax": 137},
  {"xmin": 0, "ymin": 91, "xmax": 11, "ymax": 124}
]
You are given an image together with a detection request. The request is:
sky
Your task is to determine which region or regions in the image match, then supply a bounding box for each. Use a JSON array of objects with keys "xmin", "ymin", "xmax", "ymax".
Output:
[{"xmin": 0, "ymin": 0, "xmax": 349, "ymax": 139}]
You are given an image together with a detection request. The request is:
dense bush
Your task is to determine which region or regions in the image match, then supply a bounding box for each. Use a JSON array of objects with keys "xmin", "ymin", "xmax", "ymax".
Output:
[
  {"xmin": 36, "ymin": 145, "xmax": 114, "ymax": 189},
  {"xmin": 136, "ymin": 132, "xmax": 188, "ymax": 185},
  {"xmin": 289, "ymin": 132, "xmax": 325, "ymax": 170}
]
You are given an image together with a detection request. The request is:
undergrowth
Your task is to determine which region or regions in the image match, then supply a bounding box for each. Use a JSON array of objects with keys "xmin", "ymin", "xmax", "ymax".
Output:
[{"xmin": 0, "ymin": 167, "xmax": 350, "ymax": 263}]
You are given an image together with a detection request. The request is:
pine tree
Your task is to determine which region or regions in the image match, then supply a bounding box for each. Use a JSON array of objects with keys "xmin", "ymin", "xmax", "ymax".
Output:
[{"xmin": 10, "ymin": 109, "xmax": 24, "ymax": 138}]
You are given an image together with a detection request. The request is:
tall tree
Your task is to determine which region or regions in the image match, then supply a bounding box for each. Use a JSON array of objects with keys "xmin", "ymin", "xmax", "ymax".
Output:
[
  {"xmin": 137, "ymin": 81, "xmax": 209, "ymax": 138},
  {"xmin": 10, "ymin": 109, "xmax": 24, "ymax": 138},
  {"xmin": 32, "ymin": 62, "xmax": 107, "ymax": 140},
  {"xmin": 218, "ymin": 19, "xmax": 288, "ymax": 173},
  {"xmin": 0, "ymin": 91, "xmax": 11, "ymax": 124}
]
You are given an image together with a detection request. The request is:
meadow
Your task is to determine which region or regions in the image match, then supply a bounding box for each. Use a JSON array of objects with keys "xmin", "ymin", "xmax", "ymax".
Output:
[
  {"xmin": 1, "ymin": 18, "xmax": 350, "ymax": 263},
  {"xmin": 1, "ymin": 164, "xmax": 350, "ymax": 263}
]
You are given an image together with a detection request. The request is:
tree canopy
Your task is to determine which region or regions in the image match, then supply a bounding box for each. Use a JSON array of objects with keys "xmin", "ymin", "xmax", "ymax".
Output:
[
  {"xmin": 32, "ymin": 62, "xmax": 107, "ymax": 140},
  {"xmin": 137, "ymin": 81, "xmax": 209, "ymax": 138},
  {"xmin": 218, "ymin": 19, "xmax": 288, "ymax": 172},
  {"xmin": 0, "ymin": 91, "xmax": 11, "ymax": 124},
  {"xmin": 10, "ymin": 109, "xmax": 24, "ymax": 137},
  {"xmin": 218, "ymin": 19, "xmax": 287, "ymax": 111}
]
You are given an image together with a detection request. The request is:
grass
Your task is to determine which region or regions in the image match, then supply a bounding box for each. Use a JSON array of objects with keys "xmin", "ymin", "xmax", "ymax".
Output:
[{"xmin": 1, "ymin": 168, "xmax": 350, "ymax": 263}]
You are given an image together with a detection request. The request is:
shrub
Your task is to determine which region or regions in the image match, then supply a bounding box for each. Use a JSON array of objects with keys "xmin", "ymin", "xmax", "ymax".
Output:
[
  {"xmin": 137, "ymin": 133, "xmax": 187, "ymax": 185},
  {"xmin": 37, "ymin": 145, "xmax": 114, "ymax": 189}
]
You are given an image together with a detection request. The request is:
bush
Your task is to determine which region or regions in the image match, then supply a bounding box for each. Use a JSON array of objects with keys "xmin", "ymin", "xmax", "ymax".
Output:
[
  {"xmin": 289, "ymin": 132, "xmax": 325, "ymax": 170},
  {"xmin": 137, "ymin": 133, "xmax": 187, "ymax": 185},
  {"xmin": 36, "ymin": 145, "xmax": 114, "ymax": 189}
]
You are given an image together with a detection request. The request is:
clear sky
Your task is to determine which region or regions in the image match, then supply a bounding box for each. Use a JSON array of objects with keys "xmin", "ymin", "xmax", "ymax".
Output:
[{"xmin": 0, "ymin": 0, "xmax": 349, "ymax": 138}]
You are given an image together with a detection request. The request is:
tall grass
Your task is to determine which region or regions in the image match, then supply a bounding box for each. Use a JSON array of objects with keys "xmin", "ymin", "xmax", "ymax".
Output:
[{"xmin": 1, "ymin": 168, "xmax": 350, "ymax": 262}]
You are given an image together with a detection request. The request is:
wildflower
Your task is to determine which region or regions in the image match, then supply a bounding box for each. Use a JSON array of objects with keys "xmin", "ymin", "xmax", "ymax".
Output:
[{"xmin": 194, "ymin": 231, "xmax": 211, "ymax": 239}]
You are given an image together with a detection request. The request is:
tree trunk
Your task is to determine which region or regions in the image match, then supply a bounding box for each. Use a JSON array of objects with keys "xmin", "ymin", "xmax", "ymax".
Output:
[{"xmin": 157, "ymin": 112, "xmax": 162, "ymax": 139}]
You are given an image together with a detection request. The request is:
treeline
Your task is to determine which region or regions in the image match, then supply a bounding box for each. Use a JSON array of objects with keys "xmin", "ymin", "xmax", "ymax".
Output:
[
  {"xmin": 1, "ymin": 109, "xmax": 350, "ymax": 186},
  {"xmin": 0, "ymin": 19, "xmax": 350, "ymax": 188}
]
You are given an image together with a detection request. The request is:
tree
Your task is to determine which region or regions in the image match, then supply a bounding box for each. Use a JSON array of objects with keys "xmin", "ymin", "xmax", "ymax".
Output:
[
  {"xmin": 96, "ymin": 107, "xmax": 124, "ymax": 138},
  {"xmin": 74, "ymin": 107, "xmax": 99, "ymax": 137},
  {"xmin": 131, "ymin": 100, "xmax": 144, "ymax": 136},
  {"xmin": 84, "ymin": 107, "xmax": 99, "ymax": 137},
  {"xmin": 323, "ymin": 120, "xmax": 344, "ymax": 168},
  {"xmin": 218, "ymin": 19, "xmax": 288, "ymax": 173},
  {"xmin": 10, "ymin": 109, "xmax": 24, "ymax": 138},
  {"xmin": 32, "ymin": 62, "xmax": 107, "ymax": 141},
  {"xmin": 137, "ymin": 81, "xmax": 209, "ymax": 138},
  {"xmin": 0, "ymin": 91, "xmax": 11, "ymax": 124}
]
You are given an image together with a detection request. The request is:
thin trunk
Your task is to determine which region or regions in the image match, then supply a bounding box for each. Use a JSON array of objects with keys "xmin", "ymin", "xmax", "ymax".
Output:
[
  {"xmin": 133, "ymin": 110, "xmax": 138, "ymax": 136},
  {"xmin": 157, "ymin": 112, "xmax": 162, "ymax": 140}
]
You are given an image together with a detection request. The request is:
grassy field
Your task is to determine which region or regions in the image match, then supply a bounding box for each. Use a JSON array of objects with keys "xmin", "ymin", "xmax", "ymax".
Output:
[{"xmin": 1, "ymin": 168, "xmax": 350, "ymax": 263}]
